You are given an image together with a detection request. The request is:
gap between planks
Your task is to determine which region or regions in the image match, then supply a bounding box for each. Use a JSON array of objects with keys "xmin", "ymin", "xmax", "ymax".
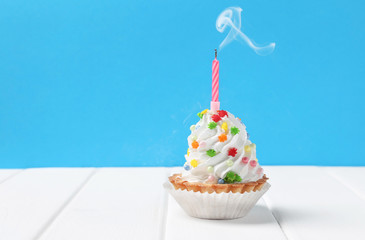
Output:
[
  {"xmin": 262, "ymin": 196, "xmax": 289, "ymax": 240},
  {"xmin": 0, "ymin": 169, "xmax": 24, "ymax": 185},
  {"xmin": 158, "ymin": 168, "xmax": 171, "ymax": 240},
  {"xmin": 322, "ymin": 168, "xmax": 365, "ymax": 201},
  {"xmin": 33, "ymin": 168, "xmax": 98, "ymax": 240}
]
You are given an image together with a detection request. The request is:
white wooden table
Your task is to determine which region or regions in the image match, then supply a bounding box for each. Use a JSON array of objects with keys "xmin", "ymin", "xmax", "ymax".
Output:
[{"xmin": 0, "ymin": 167, "xmax": 364, "ymax": 240}]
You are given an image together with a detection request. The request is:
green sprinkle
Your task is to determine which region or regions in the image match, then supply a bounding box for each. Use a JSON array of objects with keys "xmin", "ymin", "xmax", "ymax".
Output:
[
  {"xmin": 197, "ymin": 112, "xmax": 203, "ymax": 119},
  {"xmin": 226, "ymin": 171, "xmax": 235, "ymax": 180},
  {"xmin": 231, "ymin": 127, "xmax": 240, "ymax": 135},
  {"xmin": 208, "ymin": 122, "xmax": 217, "ymax": 129},
  {"xmin": 206, "ymin": 149, "xmax": 217, "ymax": 157},
  {"xmin": 224, "ymin": 171, "xmax": 242, "ymax": 183}
]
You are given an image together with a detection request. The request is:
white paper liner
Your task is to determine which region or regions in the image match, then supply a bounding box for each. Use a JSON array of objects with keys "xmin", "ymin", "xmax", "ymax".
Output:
[{"xmin": 164, "ymin": 181, "xmax": 270, "ymax": 220}]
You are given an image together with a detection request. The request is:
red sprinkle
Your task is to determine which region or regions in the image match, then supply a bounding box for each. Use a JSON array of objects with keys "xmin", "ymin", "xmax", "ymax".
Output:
[
  {"xmin": 228, "ymin": 148, "xmax": 238, "ymax": 157},
  {"xmin": 241, "ymin": 157, "xmax": 249, "ymax": 164},
  {"xmin": 217, "ymin": 110, "xmax": 228, "ymax": 118},
  {"xmin": 250, "ymin": 160, "xmax": 257, "ymax": 167},
  {"xmin": 211, "ymin": 114, "xmax": 222, "ymax": 122}
]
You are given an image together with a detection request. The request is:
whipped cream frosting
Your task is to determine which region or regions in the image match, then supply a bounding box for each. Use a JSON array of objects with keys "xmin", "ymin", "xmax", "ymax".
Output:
[{"xmin": 181, "ymin": 109, "xmax": 264, "ymax": 184}]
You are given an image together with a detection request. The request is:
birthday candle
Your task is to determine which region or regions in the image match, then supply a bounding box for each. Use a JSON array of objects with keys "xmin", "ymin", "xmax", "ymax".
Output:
[{"xmin": 211, "ymin": 49, "xmax": 220, "ymax": 111}]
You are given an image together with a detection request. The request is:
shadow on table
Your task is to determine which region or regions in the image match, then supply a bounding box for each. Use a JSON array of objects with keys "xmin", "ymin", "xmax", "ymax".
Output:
[
  {"xmin": 220, "ymin": 205, "xmax": 275, "ymax": 225},
  {"xmin": 221, "ymin": 205, "xmax": 315, "ymax": 225}
]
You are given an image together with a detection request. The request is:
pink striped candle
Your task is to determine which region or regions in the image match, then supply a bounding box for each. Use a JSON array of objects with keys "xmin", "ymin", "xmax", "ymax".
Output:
[{"xmin": 211, "ymin": 49, "xmax": 220, "ymax": 111}]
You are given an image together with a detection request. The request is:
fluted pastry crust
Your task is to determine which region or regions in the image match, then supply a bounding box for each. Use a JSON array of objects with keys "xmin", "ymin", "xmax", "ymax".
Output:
[{"xmin": 169, "ymin": 173, "xmax": 269, "ymax": 194}]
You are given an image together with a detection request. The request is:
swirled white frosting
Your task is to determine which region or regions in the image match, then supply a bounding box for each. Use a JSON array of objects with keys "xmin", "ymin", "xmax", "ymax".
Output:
[{"xmin": 181, "ymin": 109, "xmax": 264, "ymax": 183}]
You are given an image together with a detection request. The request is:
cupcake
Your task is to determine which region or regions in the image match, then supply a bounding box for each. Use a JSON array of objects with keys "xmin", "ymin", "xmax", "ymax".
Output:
[{"xmin": 164, "ymin": 109, "xmax": 270, "ymax": 219}]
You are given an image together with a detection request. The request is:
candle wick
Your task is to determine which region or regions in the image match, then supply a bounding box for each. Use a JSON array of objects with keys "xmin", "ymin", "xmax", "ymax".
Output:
[{"xmin": 215, "ymin": 49, "xmax": 217, "ymax": 59}]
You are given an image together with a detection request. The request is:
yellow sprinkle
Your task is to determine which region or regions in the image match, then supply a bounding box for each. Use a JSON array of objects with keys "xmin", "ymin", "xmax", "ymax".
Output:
[
  {"xmin": 221, "ymin": 122, "xmax": 228, "ymax": 132},
  {"xmin": 251, "ymin": 143, "xmax": 256, "ymax": 149},
  {"xmin": 256, "ymin": 158, "xmax": 258, "ymax": 162},
  {"xmin": 190, "ymin": 159, "xmax": 199, "ymax": 168},
  {"xmin": 244, "ymin": 145, "xmax": 251, "ymax": 153},
  {"xmin": 201, "ymin": 109, "xmax": 208, "ymax": 115},
  {"xmin": 187, "ymin": 148, "xmax": 190, "ymax": 156}
]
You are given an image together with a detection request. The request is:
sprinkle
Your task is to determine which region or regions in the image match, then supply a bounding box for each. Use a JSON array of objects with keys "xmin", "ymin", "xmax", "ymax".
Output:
[
  {"xmin": 249, "ymin": 160, "xmax": 257, "ymax": 167},
  {"xmin": 224, "ymin": 171, "xmax": 242, "ymax": 183},
  {"xmin": 190, "ymin": 125, "xmax": 195, "ymax": 131},
  {"xmin": 228, "ymin": 147, "xmax": 238, "ymax": 157},
  {"xmin": 231, "ymin": 127, "xmax": 240, "ymax": 135},
  {"xmin": 217, "ymin": 110, "xmax": 228, "ymax": 118},
  {"xmin": 187, "ymin": 148, "xmax": 190, "ymax": 156},
  {"xmin": 251, "ymin": 143, "xmax": 256, "ymax": 149},
  {"xmin": 226, "ymin": 159, "xmax": 233, "ymax": 166},
  {"xmin": 184, "ymin": 164, "xmax": 190, "ymax": 171},
  {"xmin": 221, "ymin": 122, "xmax": 228, "ymax": 132},
  {"xmin": 191, "ymin": 140, "xmax": 199, "ymax": 149},
  {"xmin": 201, "ymin": 109, "xmax": 208, "ymax": 115},
  {"xmin": 195, "ymin": 125, "xmax": 200, "ymax": 130},
  {"xmin": 190, "ymin": 159, "xmax": 199, "ymax": 168},
  {"xmin": 208, "ymin": 122, "xmax": 217, "ymax": 129},
  {"xmin": 256, "ymin": 158, "xmax": 258, "ymax": 162},
  {"xmin": 218, "ymin": 178, "xmax": 225, "ymax": 184},
  {"xmin": 241, "ymin": 157, "xmax": 249, "ymax": 164},
  {"xmin": 244, "ymin": 145, "xmax": 251, "ymax": 153},
  {"xmin": 218, "ymin": 133, "xmax": 227, "ymax": 142},
  {"xmin": 211, "ymin": 114, "xmax": 221, "ymax": 122},
  {"xmin": 207, "ymin": 175, "xmax": 216, "ymax": 183},
  {"xmin": 197, "ymin": 112, "xmax": 203, "ymax": 119},
  {"xmin": 206, "ymin": 149, "xmax": 217, "ymax": 157},
  {"xmin": 207, "ymin": 166, "xmax": 214, "ymax": 173}
]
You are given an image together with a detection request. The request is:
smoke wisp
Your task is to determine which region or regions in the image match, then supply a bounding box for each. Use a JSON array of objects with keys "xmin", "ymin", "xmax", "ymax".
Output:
[{"xmin": 216, "ymin": 7, "xmax": 275, "ymax": 55}]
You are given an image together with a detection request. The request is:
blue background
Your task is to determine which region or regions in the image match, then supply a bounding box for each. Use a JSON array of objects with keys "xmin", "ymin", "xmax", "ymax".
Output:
[{"xmin": 1, "ymin": 0, "xmax": 364, "ymax": 168}]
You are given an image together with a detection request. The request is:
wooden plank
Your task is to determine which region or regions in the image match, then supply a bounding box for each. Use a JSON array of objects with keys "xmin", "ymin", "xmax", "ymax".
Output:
[
  {"xmin": 0, "ymin": 168, "xmax": 94, "ymax": 239},
  {"xmin": 38, "ymin": 168, "xmax": 168, "ymax": 240},
  {"xmin": 164, "ymin": 168, "xmax": 287, "ymax": 240},
  {"xmin": 324, "ymin": 167, "xmax": 365, "ymax": 200},
  {"xmin": 264, "ymin": 166, "xmax": 365, "ymax": 240},
  {"xmin": 0, "ymin": 169, "xmax": 21, "ymax": 184}
]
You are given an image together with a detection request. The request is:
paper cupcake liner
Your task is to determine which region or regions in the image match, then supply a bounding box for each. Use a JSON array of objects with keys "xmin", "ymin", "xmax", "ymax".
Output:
[{"xmin": 164, "ymin": 181, "xmax": 270, "ymax": 220}]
